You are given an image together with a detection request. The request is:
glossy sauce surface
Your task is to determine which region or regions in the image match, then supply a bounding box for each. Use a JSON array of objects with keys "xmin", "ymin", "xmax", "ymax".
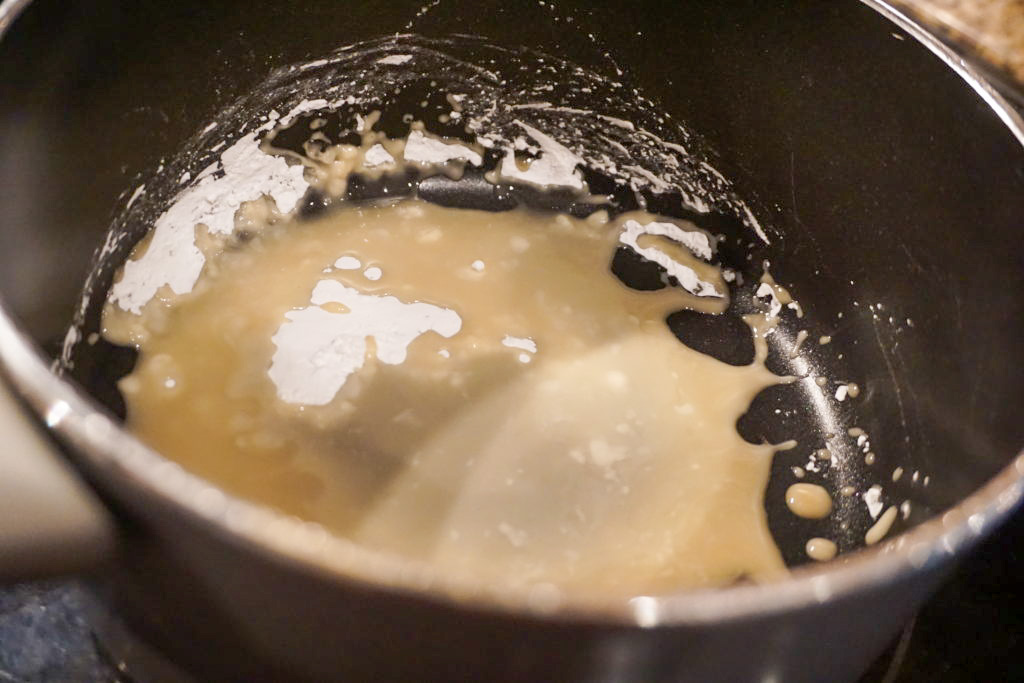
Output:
[{"xmin": 105, "ymin": 199, "xmax": 790, "ymax": 595}]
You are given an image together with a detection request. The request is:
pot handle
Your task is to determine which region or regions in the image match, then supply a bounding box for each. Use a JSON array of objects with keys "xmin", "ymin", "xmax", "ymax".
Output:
[
  {"xmin": 0, "ymin": 381, "xmax": 116, "ymax": 581},
  {"xmin": 889, "ymin": 0, "xmax": 1024, "ymax": 95}
]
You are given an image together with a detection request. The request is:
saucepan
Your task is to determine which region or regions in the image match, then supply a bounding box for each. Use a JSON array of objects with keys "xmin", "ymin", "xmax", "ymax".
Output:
[{"xmin": 1, "ymin": 0, "xmax": 1022, "ymax": 680}]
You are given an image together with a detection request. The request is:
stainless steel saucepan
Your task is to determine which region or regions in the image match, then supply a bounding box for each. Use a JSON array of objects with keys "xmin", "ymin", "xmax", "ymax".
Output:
[{"xmin": 0, "ymin": 1, "xmax": 1022, "ymax": 680}]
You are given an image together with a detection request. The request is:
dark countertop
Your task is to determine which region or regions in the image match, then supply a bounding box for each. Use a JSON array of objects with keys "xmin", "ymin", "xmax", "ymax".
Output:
[{"xmin": 0, "ymin": 583, "xmax": 121, "ymax": 682}]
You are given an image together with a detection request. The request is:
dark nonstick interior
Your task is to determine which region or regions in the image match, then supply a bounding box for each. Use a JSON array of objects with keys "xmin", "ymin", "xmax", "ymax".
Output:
[
  {"xmin": 1, "ymin": 0, "xmax": 1023, "ymax": 575},
  {"xmin": 64, "ymin": 139, "xmax": 880, "ymax": 569}
]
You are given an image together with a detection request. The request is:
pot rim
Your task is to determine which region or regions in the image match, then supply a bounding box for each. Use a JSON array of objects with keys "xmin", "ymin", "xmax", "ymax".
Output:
[{"xmin": 1, "ymin": 0, "xmax": 1022, "ymax": 627}]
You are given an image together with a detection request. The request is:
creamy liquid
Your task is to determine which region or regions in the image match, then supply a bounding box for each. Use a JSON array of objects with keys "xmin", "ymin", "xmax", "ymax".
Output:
[
  {"xmin": 104, "ymin": 199, "xmax": 790, "ymax": 596},
  {"xmin": 865, "ymin": 506, "xmax": 898, "ymax": 545},
  {"xmin": 785, "ymin": 483, "xmax": 833, "ymax": 519},
  {"xmin": 805, "ymin": 537, "xmax": 838, "ymax": 562}
]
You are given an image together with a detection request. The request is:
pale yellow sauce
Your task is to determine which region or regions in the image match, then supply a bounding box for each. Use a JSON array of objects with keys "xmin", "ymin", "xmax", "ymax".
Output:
[
  {"xmin": 805, "ymin": 537, "xmax": 838, "ymax": 562},
  {"xmin": 785, "ymin": 483, "xmax": 834, "ymax": 519},
  {"xmin": 866, "ymin": 506, "xmax": 898, "ymax": 545},
  {"xmin": 104, "ymin": 198, "xmax": 793, "ymax": 596}
]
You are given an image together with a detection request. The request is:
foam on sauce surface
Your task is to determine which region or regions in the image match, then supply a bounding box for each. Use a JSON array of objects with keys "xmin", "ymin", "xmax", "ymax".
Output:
[{"xmin": 103, "ymin": 199, "xmax": 792, "ymax": 595}]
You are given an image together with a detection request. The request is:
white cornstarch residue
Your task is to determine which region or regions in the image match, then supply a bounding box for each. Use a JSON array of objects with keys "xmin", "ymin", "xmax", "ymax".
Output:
[
  {"xmin": 126, "ymin": 184, "xmax": 146, "ymax": 210},
  {"xmin": 497, "ymin": 121, "xmax": 584, "ymax": 190},
  {"xmin": 363, "ymin": 144, "xmax": 395, "ymax": 167},
  {"xmin": 502, "ymin": 335, "xmax": 537, "ymax": 364},
  {"xmin": 741, "ymin": 204, "xmax": 771, "ymax": 245},
  {"xmin": 618, "ymin": 220, "xmax": 722, "ymax": 298},
  {"xmin": 109, "ymin": 132, "xmax": 308, "ymax": 314},
  {"xmin": 94, "ymin": 34, "xmax": 783, "ymax": 327},
  {"xmin": 502, "ymin": 336, "xmax": 537, "ymax": 353},
  {"xmin": 269, "ymin": 279, "xmax": 462, "ymax": 405},
  {"xmin": 333, "ymin": 256, "xmax": 362, "ymax": 270},
  {"xmin": 755, "ymin": 282, "xmax": 784, "ymax": 319},
  {"xmin": 59, "ymin": 326, "xmax": 81, "ymax": 369},
  {"xmin": 863, "ymin": 485, "xmax": 884, "ymax": 519},
  {"xmin": 376, "ymin": 54, "xmax": 413, "ymax": 65},
  {"xmin": 621, "ymin": 164, "xmax": 676, "ymax": 194},
  {"xmin": 403, "ymin": 129, "xmax": 482, "ymax": 166},
  {"xmin": 619, "ymin": 219, "xmax": 713, "ymax": 261},
  {"xmin": 277, "ymin": 98, "xmax": 331, "ymax": 127},
  {"xmin": 298, "ymin": 58, "xmax": 330, "ymax": 70}
]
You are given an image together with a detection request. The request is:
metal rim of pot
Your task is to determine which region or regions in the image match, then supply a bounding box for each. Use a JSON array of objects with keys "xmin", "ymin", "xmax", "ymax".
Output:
[{"xmin": 0, "ymin": 0, "xmax": 1022, "ymax": 627}]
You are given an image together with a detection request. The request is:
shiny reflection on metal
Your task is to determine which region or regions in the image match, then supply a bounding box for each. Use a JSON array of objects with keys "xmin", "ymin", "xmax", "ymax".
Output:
[
  {"xmin": 44, "ymin": 399, "xmax": 70, "ymax": 427},
  {"xmin": 998, "ymin": 483, "xmax": 1023, "ymax": 514},
  {"xmin": 811, "ymin": 576, "xmax": 832, "ymax": 603},
  {"xmin": 767, "ymin": 325, "xmax": 843, "ymax": 446},
  {"xmin": 907, "ymin": 544, "xmax": 930, "ymax": 569},
  {"xmin": 0, "ymin": 0, "xmax": 1021, "ymax": 632},
  {"xmin": 863, "ymin": 0, "xmax": 1024, "ymax": 147},
  {"xmin": 193, "ymin": 486, "xmax": 228, "ymax": 519},
  {"xmin": 629, "ymin": 596, "xmax": 659, "ymax": 627},
  {"xmin": 0, "ymin": 0, "xmax": 32, "ymax": 35}
]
